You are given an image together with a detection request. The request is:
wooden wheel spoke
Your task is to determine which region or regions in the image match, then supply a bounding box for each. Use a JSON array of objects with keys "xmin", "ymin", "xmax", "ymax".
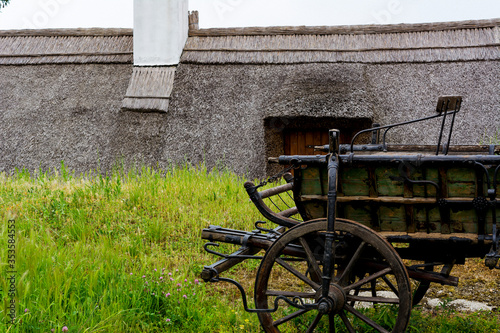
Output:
[
  {"xmin": 265, "ymin": 290, "xmax": 316, "ymax": 298},
  {"xmin": 382, "ymin": 276, "xmax": 399, "ymax": 297},
  {"xmin": 347, "ymin": 294, "xmax": 400, "ymax": 304},
  {"xmin": 344, "ymin": 304, "xmax": 391, "ymax": 333},
  {"xmin": 298, "ymin": 236, "xmax": 322, "ymax": 282},
  {"xmin": 273, "ymin": 308, "xmax": 310, "ymax": 327},
  {"xmin": 371, "ymin": 280, "xmax": 377, "ymax": 298},
  {"xmin": 338, "ymin": 241, "xmax": 366, "ymax": 285},
  {"xmin": 339, "ymin": 311, "xmax": 355, "ymax": 333},
  {"xmin": 276, "ymin": 258, "xmax": 321, "ymax": 290},
  {"xmin": 344, "ymin": 267, "xmax": 392, "ymax": 292},
  {"xmin": 328, "ymin": 313, "xmax": 336, "ymax": 333},
  {"xmin": 349, "ymin": 287, "xmax": 361, "ymax": 307},
  {"xmin": 306, "ymin": 312, "xmax": 323, "ymax": 333}
]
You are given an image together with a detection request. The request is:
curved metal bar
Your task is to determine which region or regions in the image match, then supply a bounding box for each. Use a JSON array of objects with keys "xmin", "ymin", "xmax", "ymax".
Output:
[
  {"xmin": 276, "ymin": 192, "xmax": 292, "ymax": 210},
  {"xmin": 245, "ymin": 181, "xmax": 300, "ymax": 228},
  {"xmin": 267, "ymin": 195, "xmax": 282, "ymax": 212},
  {"xmin": 474, "ymin": 161, "xmax": 493, "ymax": 190},
  {"xmin": 494, "ymin": 164, "xmax": 500, "ymax": 190},
  {"xmin": 394, "ymin": 160, "xmax": 441, "ymax": 199},
  {"xmin": 203, "ymin": 242, "xmax": 264, "ymax": 260},
  {"xmin": 254, "ymin": 221, "xmax": 283, "ymax": 236},
  {"xmin": 349, "ymin": 111, "xmax": 460, "ymax": 153},
  {"xmin": 212, "ymin": 275, "xmax": 319, "ymax": 313}
]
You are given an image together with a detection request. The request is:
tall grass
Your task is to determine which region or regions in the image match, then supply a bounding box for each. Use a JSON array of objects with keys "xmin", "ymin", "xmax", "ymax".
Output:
[
  {"xmin": 0, "ymin": 163, "xmax": 498, "ymax": 332},
  {"xmin": 0, "ymin": 163, "xmax": 263, "ymax": 332},
  {"xmin": 480, "ymin": 128, "xmax": 500, "ymax": 145}
]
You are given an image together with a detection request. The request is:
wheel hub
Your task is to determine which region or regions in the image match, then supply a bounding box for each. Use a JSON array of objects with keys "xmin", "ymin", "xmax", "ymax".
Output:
[{"xmin": 315, "ymin": 283, "xmax": 346, "ymax": 314}]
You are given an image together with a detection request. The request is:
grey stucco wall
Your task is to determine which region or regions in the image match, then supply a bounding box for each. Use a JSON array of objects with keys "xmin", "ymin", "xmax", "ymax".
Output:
[
  {"xmin": 0, "ymin": 64, "xmax": 161, "ymax": 173},
  {"xmin": 1, "ymin": 61, "xmax": 498, "ymax": 179},
  {"xmin": 166, "ymin": 63, "xmax": 374, "ymax": 178},
  {"xmin": 366, "ymin": 62, "xmax": 500, "ymax": 145}
]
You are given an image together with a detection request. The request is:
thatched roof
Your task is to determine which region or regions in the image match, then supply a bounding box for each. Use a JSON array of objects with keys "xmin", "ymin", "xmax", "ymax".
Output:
[
  {"xmin": 2, "ymin": 19, "xmax": 497, "ymax": 66},
  {"xmin": 0, "ymin": 28, "xmax": 170, "ymax": 112},
  {"xmin": 183, "ymin": 18, "xmax": 500, "ymax": 64},
  {"xmin": 0, "ymin": 28, "xmax": 132, "ymax": 65},
  {"xmin": 1, "ymin": 19, "xmax": 497, "ymax": 113},
  {"xmin": 122, "ymin": 66, "xmax": 176, "ymax": 112}
]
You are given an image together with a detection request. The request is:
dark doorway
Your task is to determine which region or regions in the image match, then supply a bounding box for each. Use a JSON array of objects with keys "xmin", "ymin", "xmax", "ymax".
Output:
[
  {"xmin": 265, "ymin": 116, "xmax": 372, "ymax": 175},
  {"xmin": 283, "ymin": 128, "xmax": 363, "ymax": 156}
]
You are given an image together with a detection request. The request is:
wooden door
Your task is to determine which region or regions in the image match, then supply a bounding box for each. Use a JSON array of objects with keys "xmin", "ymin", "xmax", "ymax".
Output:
[{"xmin": 284, "ymin": 129, "xmax": 355, "ymax": 155}]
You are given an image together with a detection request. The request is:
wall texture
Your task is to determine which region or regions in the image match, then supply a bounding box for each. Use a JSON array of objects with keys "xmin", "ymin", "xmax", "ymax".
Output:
[
  {"xmin": 1, "ymin": 60, "xmax": 499, "ymax": 179},
  {"xmin": 0, "ymin": 64, "xmax": 134, "ymax": 173}
]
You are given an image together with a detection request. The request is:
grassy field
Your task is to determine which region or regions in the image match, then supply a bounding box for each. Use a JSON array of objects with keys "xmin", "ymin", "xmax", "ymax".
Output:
[{"xmin": 0, "ymin": 163, "xmax": 499, "ymax": 332}]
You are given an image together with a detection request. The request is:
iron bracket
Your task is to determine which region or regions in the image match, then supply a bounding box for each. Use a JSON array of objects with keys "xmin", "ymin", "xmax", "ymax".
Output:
[{"xmin": 207, "ymin": 272, "xmax": 319, "ymax": 313}]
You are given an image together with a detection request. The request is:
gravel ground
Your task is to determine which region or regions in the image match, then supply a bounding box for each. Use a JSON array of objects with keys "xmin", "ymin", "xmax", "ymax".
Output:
[
  {"xmin": 418, "ymin": 258, "xmax": 500, "ymax": 311},
  {"xmin": 353, "ymin": 258, "xmax": 499, "ymax": 312}
]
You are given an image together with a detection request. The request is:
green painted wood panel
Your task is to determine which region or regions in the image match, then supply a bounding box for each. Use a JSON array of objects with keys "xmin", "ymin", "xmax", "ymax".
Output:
[
  {"xmin": 450, "ymin": 209, "xmax": 477, "ymax": 233},
  {"xmin": 447, "ymin": 168, "xmax": 476, "ymax": 197},
  {"xmin": 343, "ymin": 204, "xmax": 372, "ymax": 227},
  {"xmin": 414, "ymin": 207, "xmax": 442, "ymax": 233},
  {"xmin": 378, "ymin": 206, "xmax": 407, "ymax": 232},
  {"xmin": 339, "ymin": 167, "xmax": 370, "ymax": 196},
  {"xmin": 375, "ymin": 167, "xmax": 404, "ymax": 196},
  {"xmin": 300, "ymin": 167, "xmax": 323, "ymax": 196},
  {"xmin": 297, "ymin": 161, "xmax": 499, "ymax": 236}
]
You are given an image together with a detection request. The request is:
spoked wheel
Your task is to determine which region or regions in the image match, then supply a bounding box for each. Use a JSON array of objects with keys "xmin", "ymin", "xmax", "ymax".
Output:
[{"xmin": 255, "ymin": 218, "xmax": 412, "ymax": 333}]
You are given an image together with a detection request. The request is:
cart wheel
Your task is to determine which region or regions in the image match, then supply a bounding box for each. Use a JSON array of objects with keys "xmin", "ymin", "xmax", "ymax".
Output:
[{"xmin": 255, "ymin": 218, "xmax": 412, "ymax": 333}]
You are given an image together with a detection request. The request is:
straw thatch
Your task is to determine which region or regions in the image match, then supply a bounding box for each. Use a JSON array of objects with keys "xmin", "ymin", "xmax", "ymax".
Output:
[
  {"xmin": 183, "ymin": 20, "xmax": 499, "ymax": 64},
  {"xmin": 188, "ymin": 11, "xmax": 199, "ymax": 31},
  {"xmin": 0, "ymin": 28, "xmax": 132, "ymax": 65},
  {"xmin": 188, "ymin": 18, "xmax": 500, "ymax": 36},
  {"xmin": 122, "ymin": 66, "xmax": 176, "ymax": 112}
]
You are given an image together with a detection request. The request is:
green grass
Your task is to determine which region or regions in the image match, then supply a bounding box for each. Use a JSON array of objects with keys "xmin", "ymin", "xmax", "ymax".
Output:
[
  {"xmin": 0, "ymin": 163, "xmax": 499, "ymax": 332},
  {"xmin": 480, "ymin": 128, "xmax": 500, "ymax": 145}
]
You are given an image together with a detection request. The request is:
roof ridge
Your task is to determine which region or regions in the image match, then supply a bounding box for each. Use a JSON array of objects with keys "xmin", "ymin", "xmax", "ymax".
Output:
[
  {"xmin": 189, "ymin": 19, "xmax": 500, "ymax": 37},
  {"xmin": 0, "ymin": 28, "xmax": 133, "ymax": 37}
]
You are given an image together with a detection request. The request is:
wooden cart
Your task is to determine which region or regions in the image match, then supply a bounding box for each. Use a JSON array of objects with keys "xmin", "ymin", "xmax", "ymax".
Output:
[{"xmin": 201, "ymin": 96, "xmax": 500, "ymax": 332}]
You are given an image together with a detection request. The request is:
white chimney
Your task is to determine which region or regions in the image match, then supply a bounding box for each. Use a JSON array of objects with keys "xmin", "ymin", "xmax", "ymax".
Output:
[
  {"xmin": 133, "ymin": 0, "xmax": 189, "ymax": 66},
  {"xmin": 123, "ymin": 0, "xmax": 189, "ymax": 112}
]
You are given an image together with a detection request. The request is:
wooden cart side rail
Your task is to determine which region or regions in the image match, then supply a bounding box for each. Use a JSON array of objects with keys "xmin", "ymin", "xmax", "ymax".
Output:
[
  {"xmin": 322, "ymin": 144, "xmax": 500, "ymax": 155},
  {"xmin": 379, "ymin": 231, "xmax": 491, "ymax": 244},
  {"xmin": 300, "ymin": 195, "xmax": 499, "ymax": 204},
  {"xmin": 311, "ymin": 143, "xmax": 500, "ymax": 155},
  {"xmin": 275, "ymin": 153, "xmax": 500, "ymax": 165},
  {"xmin": 258, "ymin": 183, "xmax": 293, "ymax": 199},
  {"xmin": 278, "ymin": 206, "xmax": 299, "ymax": 217},
  {"xmin": 338, "ymin": 154, "xmax": 500, "ymax": 165}
]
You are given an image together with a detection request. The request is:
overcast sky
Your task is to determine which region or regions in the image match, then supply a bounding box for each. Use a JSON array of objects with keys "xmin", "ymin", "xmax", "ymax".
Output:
[{"xmin": 0, "ymin": 0, "xmax": 499, "ymax": 30}]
